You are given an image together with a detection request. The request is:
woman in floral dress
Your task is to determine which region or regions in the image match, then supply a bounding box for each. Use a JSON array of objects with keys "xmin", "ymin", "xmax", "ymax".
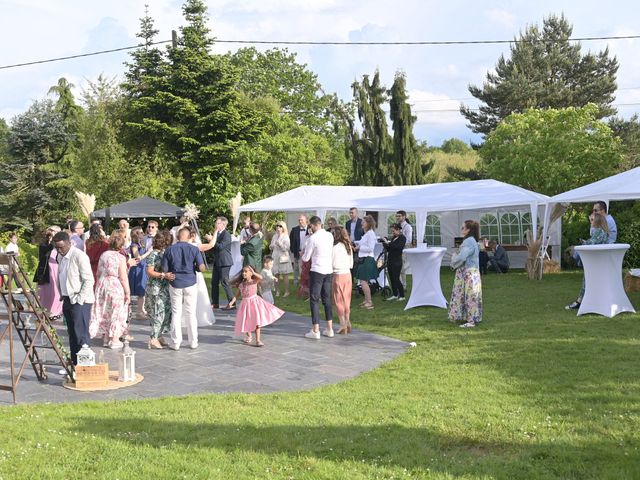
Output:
[
  {"xmin": 144, "ymin": 231, "xmax": 174, "ymax": 349},
  {"xmin": 90, "ymin": 233, "xmax": 130, "ymax": 348},
  {"xmin": 448, "ymin": 220, "xmax": 483, "ymax": 328}
]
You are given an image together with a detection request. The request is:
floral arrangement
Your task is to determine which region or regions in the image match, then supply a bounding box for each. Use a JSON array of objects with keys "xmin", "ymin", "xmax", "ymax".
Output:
[{"xmin": 183, "ymin": 203, "xmax": 200, "ymax": 222}]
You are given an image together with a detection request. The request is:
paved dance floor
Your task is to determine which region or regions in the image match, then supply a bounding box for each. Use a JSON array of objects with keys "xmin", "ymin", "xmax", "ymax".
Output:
[{"xmin": 0, "ymin": 306, "xmax": 407, "ymax": 405}]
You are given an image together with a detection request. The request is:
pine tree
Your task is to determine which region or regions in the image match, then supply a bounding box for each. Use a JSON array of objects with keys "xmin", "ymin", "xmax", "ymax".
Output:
[
  {"xmin": 389, "ymin": 72, "xmax": 423, "ymax": 185},
  {"xmin": 461, "ymin": 14, "xmax": 618, "ymax": 136},
  {"xmin": 349, "ymin": 71, "xmax": 393, "ymax": 186}
]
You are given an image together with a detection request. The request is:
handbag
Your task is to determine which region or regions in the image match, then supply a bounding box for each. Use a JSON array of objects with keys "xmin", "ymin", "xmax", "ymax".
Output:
[{"xmin": 279, "ymin": 252, "xmax": 291, "ymax": 264}]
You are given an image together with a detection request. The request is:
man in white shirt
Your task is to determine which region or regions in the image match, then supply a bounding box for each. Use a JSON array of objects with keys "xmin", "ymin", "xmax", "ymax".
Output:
[
  {"xmin": 53, "ymin": 231, "xmax": 94, "ymax": 365},
  {"xmin": 302, "ymin": 216, "xmax": 334, "ymax": 339},
  {"xmin": 395, "ymin": 211, "xmax": 413, "ymax": 288}
]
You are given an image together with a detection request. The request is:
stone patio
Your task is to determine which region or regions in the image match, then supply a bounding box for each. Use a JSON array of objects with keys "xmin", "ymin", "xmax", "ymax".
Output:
[{"xmin": 0, "ymin": 304, "xmax": 408, "ymax": 405}]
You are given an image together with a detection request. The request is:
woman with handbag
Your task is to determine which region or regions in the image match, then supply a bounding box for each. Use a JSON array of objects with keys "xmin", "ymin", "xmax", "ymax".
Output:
[
  {"xmin": 448, "ymin": 220, "xmax": 483, "ymax": 328},
  {"xmin": 270, "ymin": 221, "xmax": 293, "ymax": 297}
]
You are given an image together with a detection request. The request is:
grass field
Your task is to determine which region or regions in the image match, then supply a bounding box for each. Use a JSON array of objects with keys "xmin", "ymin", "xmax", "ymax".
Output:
[{"xmin": 0, "ymin": 270, "xmax": 639, "ymax": 479}]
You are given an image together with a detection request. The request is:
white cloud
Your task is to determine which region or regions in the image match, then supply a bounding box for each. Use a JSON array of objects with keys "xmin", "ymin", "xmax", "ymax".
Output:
[
  {"xmin": 408, "ymin": 89, "xmax": 467, "ymax": 128},
  {"xmin": 485, "ymin": 8, "xmax": 516, "ymax": 30}
]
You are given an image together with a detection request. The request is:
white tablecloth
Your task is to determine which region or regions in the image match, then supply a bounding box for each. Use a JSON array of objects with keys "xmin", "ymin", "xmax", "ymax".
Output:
[
  {"xmin": 403, "ymin": 247, "xmax": 447, "ymax": 310},
  {"xmin": 229, "ymin": 239, "xmax": 243, "ymax": 278},
  {"xmin": 575, "ymin": 244, "xmax": 636, "ymax": 317}
]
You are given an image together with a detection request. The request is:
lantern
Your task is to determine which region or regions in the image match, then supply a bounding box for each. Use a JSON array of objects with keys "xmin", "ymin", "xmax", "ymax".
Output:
[
  {"xmin": 118, "ymin": 340, "xmax": 136, "ymax": 382},
  {"xmin": 77, "ymin": 344, "xmax": 96, "ymax": 366}
]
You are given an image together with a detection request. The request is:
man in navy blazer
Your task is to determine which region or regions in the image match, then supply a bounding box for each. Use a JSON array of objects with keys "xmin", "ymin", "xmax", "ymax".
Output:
[
  {"xmin": 289, "ymin": 214, "xmax": 308, "ymax": 285},
  {"xmin": 210, "ymin": 216, "xmax": 234, "ymax": 308},
  {"xmin": 345, "ymin": 207, "xmax": 364, "ymax": 243}
]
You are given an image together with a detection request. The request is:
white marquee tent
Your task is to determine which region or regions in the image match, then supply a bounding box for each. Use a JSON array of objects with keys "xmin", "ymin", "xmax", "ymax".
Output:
[
  {"xmin": 236, "ymin": 180, "xmax": 561, "ymax": 267},
  {"xmin": 543, "ymin": 166, "xmax": 640, "ymax": 236}
]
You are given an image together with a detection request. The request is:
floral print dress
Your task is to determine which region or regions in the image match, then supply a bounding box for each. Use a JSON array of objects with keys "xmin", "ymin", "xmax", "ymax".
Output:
[
  {"xmin": 448, "ymin": 237, "xmax": 483, "ymax": 325},
  {"xmin": 144, "ymin": 250, "xmax": 172, "ymax": 339},
  {"xmin": 90, "ymin": 250, "xmax": 129, "ymax": 340}
]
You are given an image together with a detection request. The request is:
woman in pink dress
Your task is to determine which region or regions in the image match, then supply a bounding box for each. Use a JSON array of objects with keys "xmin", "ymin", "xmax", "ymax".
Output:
[
  {"xmin": 231, "ymin": 266, "xmax": 284, "ymax": 347},
  {"xmin": 89, "ymin": 233, "xmax": 131, "ymax": 349},
  {"xmin": 35, "ymin": 226, "xmax": 63, "ymax": 320}
]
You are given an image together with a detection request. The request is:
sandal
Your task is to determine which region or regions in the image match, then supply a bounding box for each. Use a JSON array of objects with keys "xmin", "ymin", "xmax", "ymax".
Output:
[
  {"xmin": 222, "ymin": 303, "xmax": 236, "ymax": 310},
  {"xmin": 243, "ymin": 335, "xmax": 253, "ymax": 344},
  {"xmin": 255, "ymin": 340, "xmax": 264, "ymax": 347}
]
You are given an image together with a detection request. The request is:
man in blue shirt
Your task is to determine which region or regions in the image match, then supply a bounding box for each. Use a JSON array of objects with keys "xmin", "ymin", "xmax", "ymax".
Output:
[{"xmin": 162, "ymin": 227, "xmax": 205, "ymax": 350}]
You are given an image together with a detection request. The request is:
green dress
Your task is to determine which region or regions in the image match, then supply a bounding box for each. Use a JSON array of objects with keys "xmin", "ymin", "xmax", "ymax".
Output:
[{"xmin": 144, "ymin": 250, "xmax": 172, "ymax": 339}]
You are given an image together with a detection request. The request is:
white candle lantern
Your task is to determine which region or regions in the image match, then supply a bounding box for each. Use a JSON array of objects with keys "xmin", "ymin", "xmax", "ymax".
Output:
[
  {"xmin": 118, "ymin": 340, "xmax": 136, "ymax": 382},
  {"xmin": 77, "ymin": 344, "xmax": 96, "ymax": 366}
]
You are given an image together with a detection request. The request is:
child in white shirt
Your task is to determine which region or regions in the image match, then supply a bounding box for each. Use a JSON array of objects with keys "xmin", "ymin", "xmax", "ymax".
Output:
[
  {"xmin": 4, "ymin": 233, "xmax": 19, "ymax": 256},
  {"xmin": 260, "ymin": 256, "xmax": 277, "ymax": 304}
]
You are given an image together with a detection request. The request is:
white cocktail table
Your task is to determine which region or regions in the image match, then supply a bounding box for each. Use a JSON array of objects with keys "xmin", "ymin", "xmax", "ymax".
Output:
[
  {"xmin": 403, "ymin": 247, "xmax": 447, "ymax": 310},
  {"xmin": 574, "ymin": 244, "xmax": 636, "ymax": 317}
]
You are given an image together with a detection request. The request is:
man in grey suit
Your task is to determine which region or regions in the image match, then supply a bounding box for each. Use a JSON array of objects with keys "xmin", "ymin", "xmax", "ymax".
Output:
[
  {"xmin": 53, "ymin": 231, "xmax": 94, "ymax": 364},
  {"xmin": 210, "ymin": 216, "xmax": 234, "ymax": 308}
]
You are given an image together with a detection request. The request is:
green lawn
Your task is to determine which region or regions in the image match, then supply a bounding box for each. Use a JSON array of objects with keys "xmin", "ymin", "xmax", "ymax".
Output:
[{"xmin": 1, "ymin": 271, "xmax": 639, "ymax": 479}]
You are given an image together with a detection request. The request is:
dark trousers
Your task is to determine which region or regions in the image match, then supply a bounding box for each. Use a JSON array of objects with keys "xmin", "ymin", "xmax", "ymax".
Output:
[
  {"xmin": 309, "ymin": 271, "xmax": 333, "ymax": 325},
  {"xmin": 211, "ymin": 265, "xmax": 233, "ymax": 304},
  {"xmin": 488, "ymin": 258, "xmax": 508, "ymax": 274},
  {"xmin": 62, "ymin": 296, "xmax": 92, "ymax": 365},
  {"xmin": 388, "ymin": 261, "xmax": 405, "ymax": 297},
  {"xmin": 479, "ymin": 251, "xmax": 488, "ymax": 274}
]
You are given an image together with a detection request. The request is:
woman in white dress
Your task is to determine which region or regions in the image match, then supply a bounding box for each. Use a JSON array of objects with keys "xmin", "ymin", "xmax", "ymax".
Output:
[
  {"xmin": 269, "ymin": 221, "xmax": 293, "ymax": 297},
  {"xmin": 185, "ymin": 227, "xmax": 217, "ymax": 326}
]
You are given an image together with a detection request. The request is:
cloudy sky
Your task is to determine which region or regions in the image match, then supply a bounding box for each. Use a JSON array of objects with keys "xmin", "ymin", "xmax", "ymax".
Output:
[{"xmin": 1, "ymin": 0, "xmax": 638, "ymax": 146}]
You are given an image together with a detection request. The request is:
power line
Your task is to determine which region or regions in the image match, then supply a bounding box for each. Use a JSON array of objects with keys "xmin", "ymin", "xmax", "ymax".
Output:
[{"xmin": 2, "ymin": 34, "xmax": 640, "ymax": 71}]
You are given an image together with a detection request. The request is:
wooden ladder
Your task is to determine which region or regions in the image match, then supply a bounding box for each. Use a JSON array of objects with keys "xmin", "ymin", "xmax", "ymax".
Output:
[{"xmin": 0, "ymin": 253, "xmax": 74, "ymax": 403}]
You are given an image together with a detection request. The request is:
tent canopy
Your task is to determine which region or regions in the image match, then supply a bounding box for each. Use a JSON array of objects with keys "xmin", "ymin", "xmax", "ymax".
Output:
[
  {"xmin": 236, "ymin": 180, "xmax": 549, "ymax": 242},
  {"xmin": 238, "ymin": 180, "xmax": 548, "ymax": 213},
  {"xmin": 547, "ymin": 166, "xmax": 640, "ymax": 205},
  {"xmin": 91, "ymin": 196, "xmax": 185, "ymax": 219}
]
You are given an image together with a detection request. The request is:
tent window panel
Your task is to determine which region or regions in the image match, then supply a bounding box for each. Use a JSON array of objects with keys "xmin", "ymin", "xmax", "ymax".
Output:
[
  {"xmin": 500, "ymin": 213, "xmax": 521, "ymax": 244},
  {"xmin": 480, "ymin": 213, "xmax": 499, "ymax": 241},
  {"xmin": 424, "ymin": 214, "xmax": 441, "ymax": 246}
]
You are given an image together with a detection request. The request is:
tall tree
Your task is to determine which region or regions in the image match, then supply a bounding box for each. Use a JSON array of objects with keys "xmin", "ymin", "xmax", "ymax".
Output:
[
  {"xmin": 480, "ymin": 104, "xmax": 622, "ymax": 196},
  {"xmin": 461, "ymin": 14, "xmax": 618, "ymax": 136},
  {"xmin": 0, "ymin": 100, "xmax": 75, "ymax": 231},
  {"xmin": 609, "ymin": 114, "xmax": 640, "ymax": 170},
  {"xmin": 228, "ymin": 47, "xmax": 331, "ymax": 132},
  {"xmin": 121, "ymin": 4, "xmax": 169, "ymax": 152},
  {"xmin": 389, "ymin": 72, "xmax": 424, "ymax": 185},
  {"xmin": 348, "ymin": 71, "xmax": 393, "ymax": 186},
  {"xmin": 122, "ymin": 0, "xmax": 262, "ymax": 214}
]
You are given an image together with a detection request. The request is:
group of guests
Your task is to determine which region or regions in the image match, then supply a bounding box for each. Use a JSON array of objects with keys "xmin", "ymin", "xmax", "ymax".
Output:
[{"xmin": 29, "ymin": 217, "xmax": 221, "ymax": 364}]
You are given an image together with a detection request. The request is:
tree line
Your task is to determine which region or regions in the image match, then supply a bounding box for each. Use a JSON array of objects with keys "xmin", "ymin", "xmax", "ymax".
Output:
[{"xmin": 1, "ymin": 7, "xmax": 639, "ymax": 241}]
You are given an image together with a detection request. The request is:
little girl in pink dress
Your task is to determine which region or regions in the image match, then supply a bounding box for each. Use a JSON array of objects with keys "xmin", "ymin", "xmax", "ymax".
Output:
[{"xmin": 231, "ymin": 266, "xmax": 284, "ymax": 347}]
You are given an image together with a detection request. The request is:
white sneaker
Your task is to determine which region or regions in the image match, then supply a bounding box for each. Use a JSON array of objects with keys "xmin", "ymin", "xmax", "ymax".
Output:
[
  {"xmin": 322, "ymin": 328, "xmax": 334, "ymax": 338},
  {"xmin": 190, "ymin": 342, "xmax": 198, "ymax": 349},
  {"xmin": 305, "ymin": 330, "xmax": 321, "ymax": 340},
  {"xmin": 397, "ymin": 297, "xmax": 406, "ymax": 301},
  {"xmin": 385, "ymin": 296, "xmax": 397, "ymax": 301}
]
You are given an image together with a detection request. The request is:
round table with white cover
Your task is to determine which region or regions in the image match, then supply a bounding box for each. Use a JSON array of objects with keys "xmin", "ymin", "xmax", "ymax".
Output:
[
  {"xmin": 403, "ymin": 246, "xmax": 448, "ymax": 310},
  {"xmin": 574, "ymin": 244, "xmax": 636, "ymax": 317}
]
